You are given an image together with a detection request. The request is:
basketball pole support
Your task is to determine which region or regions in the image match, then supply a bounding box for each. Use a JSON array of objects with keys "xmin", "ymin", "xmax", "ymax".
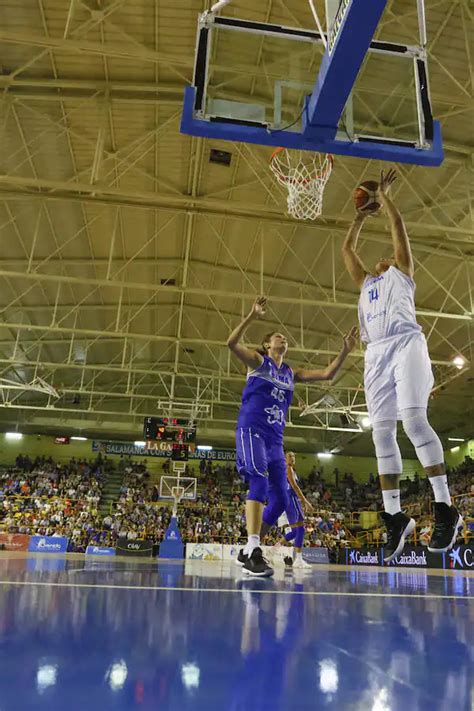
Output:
[
  {"xmin": 305, "ymin": 0, "xmax": 389, "ymax": 140},
  {"xmin": 159, "ymin": 460, "xmax": 187, "ymax": 560}
]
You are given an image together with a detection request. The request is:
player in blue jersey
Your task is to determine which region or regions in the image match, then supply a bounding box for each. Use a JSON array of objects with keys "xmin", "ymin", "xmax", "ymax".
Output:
[
  {"xmin": 278, "ymin": 451, "xmax": 314, "ymax": 569},
  {"xmin": 342, "ymin": 168, "xmax": 463, "ymax": 562},
  {"xmin": 227, "ymin": 296, "xmax": 357, "ymax": 576}
]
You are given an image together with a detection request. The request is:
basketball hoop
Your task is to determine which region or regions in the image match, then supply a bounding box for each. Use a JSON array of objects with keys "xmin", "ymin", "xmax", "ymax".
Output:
[{"xmin": 270, "ymin": 148, "xmax": 333, "ymax": 220}]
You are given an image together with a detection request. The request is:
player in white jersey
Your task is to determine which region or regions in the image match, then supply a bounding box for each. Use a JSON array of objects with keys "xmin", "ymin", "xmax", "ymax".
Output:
[{"xmin": 342, "ymin": 168, "xmax": 463, "ymax": 562}]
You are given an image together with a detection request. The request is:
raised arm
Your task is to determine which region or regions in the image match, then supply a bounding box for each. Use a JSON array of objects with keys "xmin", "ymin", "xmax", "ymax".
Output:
[
  {"xmin": 377, "ymin": 168, "xmax": 414, "ymax": 277},
  {"xmin": 294, "ymin": 327, "xmax": 358, "ymax": 383},
  {"xmin": 341, "ymin": 213, "xmax": 370, "ymax": 288},
  {"xmin": 226, "ymin": 296, "xmax": 266, "ymax": 370}
]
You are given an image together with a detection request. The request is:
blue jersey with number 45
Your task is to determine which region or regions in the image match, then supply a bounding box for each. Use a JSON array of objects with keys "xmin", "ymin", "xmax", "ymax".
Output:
[{"xmin": 237, "ymin": 355, "xmax": 294, "ymax": 443}]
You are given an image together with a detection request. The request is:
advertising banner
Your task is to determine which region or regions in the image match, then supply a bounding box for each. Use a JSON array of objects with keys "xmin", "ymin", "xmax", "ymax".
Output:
[
  {"xmin": 92, "ymin": 439, "xmax": 236, "ymax": 461},
  {"xmin": 302, "ymin": 547, "xmax": 329, "ymax": 564},
  {"xmin": 388, "ymin": 546, "xmax": 445, "ymax": 569},
  {"xmin": 222, "ymin": 544, "xmax": 240, "ymax": 563},
  {"xmin": 446, "ymin": 545, "xmax": 473, "ymax": 570},
  {"xmin": 116, "ymin": 537, "xmax": 153, "ymax": 557},
  {"xmin": 186, "ymin": 543, "xmax": 223, "ymax": 561},
  {"xmin": 261, "ymin": 545, "xmax": 293, "ymax": 565},
  {"xmin": 85, "ymin": 545, "xmax": 116, "ymax": 556},
  {"xmin": 346, "ymin": 547, "xmax": 384, "ymax": 566},
  {"xmin": 345, "ymin": 546, "xmax": 446, "ymax": 568},
  {"xmin": 28, "ymin": 536, "xmax": 69, "ymax": 553},
  {"xmin": 0, "ymin": 533, "xmax": 30, "ymax": 551}
]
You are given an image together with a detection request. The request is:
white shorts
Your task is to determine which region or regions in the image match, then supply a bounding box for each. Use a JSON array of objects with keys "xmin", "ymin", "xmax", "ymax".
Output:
[{"xmin": 364, "ymin": 332, "xmax": 434, "ymax": 423}]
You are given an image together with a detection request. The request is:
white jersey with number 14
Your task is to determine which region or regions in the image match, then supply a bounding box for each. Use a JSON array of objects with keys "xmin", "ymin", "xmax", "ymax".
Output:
[{"xmin": 358, "ymin": 266, "xmax": 422, "ymax": 344}]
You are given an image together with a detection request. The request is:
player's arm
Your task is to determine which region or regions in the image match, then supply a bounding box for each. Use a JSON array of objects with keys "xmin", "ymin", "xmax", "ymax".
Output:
[
  {"xmin": 377, "ymin": 168, "xmax": 414, "ymax": 278},
  {"xmin": 341, "ymin": 213, "xmax": 370, "ymax": 288},
  {"xmin": 294, "ymin": 327, "xmax": 358, "ymax": 383},
  {"xmin": 226, "ymin": 296, "xmax": 266, "ymax": 370},
  {"xmin": 287, "ymin": 465, "xmax": 314, "ymax": 512}
]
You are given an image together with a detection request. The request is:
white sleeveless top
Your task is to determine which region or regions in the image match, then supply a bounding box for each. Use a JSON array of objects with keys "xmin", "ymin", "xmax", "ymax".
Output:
[{"xmin": 358, "ymin": 266, "xmax": 422, "ymax": 344}]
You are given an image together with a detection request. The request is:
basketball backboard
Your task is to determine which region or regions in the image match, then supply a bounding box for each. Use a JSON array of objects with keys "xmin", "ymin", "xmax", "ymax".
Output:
[
  {"xmin": 159, "ymin": 475, "xmax": 197, "ymax": 502},
  {"xmin": 181, "ymin": 0, "xmax": 443, "ymax": 166}
]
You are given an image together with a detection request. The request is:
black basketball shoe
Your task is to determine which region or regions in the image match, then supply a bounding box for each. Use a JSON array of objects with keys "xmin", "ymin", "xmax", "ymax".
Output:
[
  {"xmin": 381, "ymin": 511, "xmax": 416, "ymax": 563},
  {"xmin": 428, "ymin": 503, "xmax": 463, "ymax": 553},
  {"xmin": 235, "ymin": 548, "xmax": 248, "ymax": 567},
  {"xmin": 243, "ymin": 547, "xmax": 274, "ymax": 577}
]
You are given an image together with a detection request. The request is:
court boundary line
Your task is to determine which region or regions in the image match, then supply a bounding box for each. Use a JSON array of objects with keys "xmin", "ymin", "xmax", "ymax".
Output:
[{"xmin": 0, "ymin": 579, "xmax": 471, "ymax": 600}]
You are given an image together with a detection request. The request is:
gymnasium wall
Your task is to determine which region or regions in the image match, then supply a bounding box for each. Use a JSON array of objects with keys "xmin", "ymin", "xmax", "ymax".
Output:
[{"xmin": 444, "ymin": 440, "xmax": 473, "ymax": 468}]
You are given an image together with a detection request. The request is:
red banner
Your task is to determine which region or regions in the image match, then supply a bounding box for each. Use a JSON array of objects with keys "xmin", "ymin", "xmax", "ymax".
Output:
[{"xmin": 0, "ymin": 533, "xmax": 30, "ymax": 551}]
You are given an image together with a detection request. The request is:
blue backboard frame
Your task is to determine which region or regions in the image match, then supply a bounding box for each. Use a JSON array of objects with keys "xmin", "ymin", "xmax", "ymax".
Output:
[{"xmin": 180, "ymin": 1, "xmax": 443, "ymax": 167}]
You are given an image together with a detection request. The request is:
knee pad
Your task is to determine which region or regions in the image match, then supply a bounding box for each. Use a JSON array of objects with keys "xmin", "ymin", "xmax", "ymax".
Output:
[
  {"xmin": 247, "ymin": 475, "xmax": 268, "ymax": 504},
  {"xmin": 401, "ymin": 408, "xmax": 443, "ymax": 467},
  {"xmin": 372, "ymin": 420, "xmax": 402, "ymax": 475},
  {"xmin": 293, "ymin": 525, "xmax": 304, "ymax": 548}
]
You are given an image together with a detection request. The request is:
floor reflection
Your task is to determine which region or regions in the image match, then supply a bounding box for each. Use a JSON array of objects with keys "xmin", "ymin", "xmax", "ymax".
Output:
[{"xmin": 0, "ymin": 555, "xmax": 472, "ymax": 710}]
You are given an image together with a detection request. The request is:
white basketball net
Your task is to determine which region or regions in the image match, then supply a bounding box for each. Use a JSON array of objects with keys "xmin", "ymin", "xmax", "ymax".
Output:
[{"xmin": 270, "ymin": 149, "xmax": 334, "ymax": 220}]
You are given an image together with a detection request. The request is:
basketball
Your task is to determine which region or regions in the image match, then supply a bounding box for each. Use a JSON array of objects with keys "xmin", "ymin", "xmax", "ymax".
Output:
[{"xmin": 353, "ymin": 180, "xmax": 381, "ymax": 214}]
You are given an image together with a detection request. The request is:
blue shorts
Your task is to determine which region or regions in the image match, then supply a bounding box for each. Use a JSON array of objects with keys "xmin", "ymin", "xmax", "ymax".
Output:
[
  {"xmin": 286, "ymin": 489, "xmax": 304, "ymax": 524},
  {"xmin": 236, "ymin": 427, "xmax": 287, "ymax": 490}
]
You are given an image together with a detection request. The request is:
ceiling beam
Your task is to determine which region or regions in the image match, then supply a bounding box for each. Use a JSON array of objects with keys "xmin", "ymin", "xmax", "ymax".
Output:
[
  {"xmin": 0, "ymin": 175, "xmax": 471, "ymax": 250},
  {"xmin": 0, "ymin": 319, "xmax": 466, "ymax": 366},
  {"xmin": 0, "ymin": 267, "xmax": 470, "ymax": 322}
]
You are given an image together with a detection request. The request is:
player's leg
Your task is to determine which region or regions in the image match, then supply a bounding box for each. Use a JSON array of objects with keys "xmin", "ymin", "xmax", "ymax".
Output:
[
  {"xmin": 262, "ymin": 446, "xmax": 290, "ymax": 531},
  {"xmin": 396, "ymin": 336, "xmax": 463, "ymax": 552},
  {"xmin": 291, "ymin": 525, "xmax": 311, "ymax": 568},
  {"xmin": 283, "ymin": 491, "xmax": 310, "ymax": 568},
  {"xmin": 366, "ymin": 346, "xmax": 415, "ymax": 562},
  {"xmin": 235, "ymin": 427, "xmax": 273, "ymax": 576}
]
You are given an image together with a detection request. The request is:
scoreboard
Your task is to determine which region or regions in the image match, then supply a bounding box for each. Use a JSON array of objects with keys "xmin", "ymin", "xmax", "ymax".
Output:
[
  {"xmin": 143, "ymin": 417, "xmax": 196, "ymax": 444},
  {"xmin": 171, "ymin": 443, "xmax": 190, "ymax": 461}
]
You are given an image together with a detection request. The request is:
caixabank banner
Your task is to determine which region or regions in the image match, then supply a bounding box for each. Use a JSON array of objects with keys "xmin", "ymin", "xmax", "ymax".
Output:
[
  {"xmin": 345, "ymin": 546, "xmax": 445, "ymax": 568},
  {"xmin": 346, "ymin": 548, "xmax": 384, "ymax": 566},
  {"xmin": 447, "ymin": 545, "xmax": 473, "ymax": 570},
  {"xmin": 387, "ymin": 546, "xmax": 445, "ymax": 569}
]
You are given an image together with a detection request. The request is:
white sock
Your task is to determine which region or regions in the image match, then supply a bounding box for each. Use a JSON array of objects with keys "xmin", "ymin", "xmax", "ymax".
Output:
[
  {"xmin": 243, "ymin": 534, "xmax": 260, "ymax": 556},
  {"xmin": 294, "ymin": 551, "xmax": 302, "ymax": 561},
  {"xmin": 382, "ymin": 489, "xmax": 401, "ymax": 515},
  {"xmin": 429, "ymin": 475, "xmax": 452, "ymax": 506}
]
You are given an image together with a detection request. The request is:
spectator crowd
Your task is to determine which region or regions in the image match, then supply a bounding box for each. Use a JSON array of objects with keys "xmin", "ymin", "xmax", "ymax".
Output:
[{"xmin": 1, "ymin": 451, "xmax": 472, "ymax": 552}]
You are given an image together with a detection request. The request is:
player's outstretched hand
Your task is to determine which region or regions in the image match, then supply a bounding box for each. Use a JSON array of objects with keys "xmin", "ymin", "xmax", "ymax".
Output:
[
  {"xmin": 250, "ymin": 296, "xmax": 268, "ymax": 319},
  {"xmin": 378, "ymin": 168, "xmax": 397, "ymax": 196},
  {"xmin": 342, "ymin": 326, "xmax": 358, "ymax": 352}
]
